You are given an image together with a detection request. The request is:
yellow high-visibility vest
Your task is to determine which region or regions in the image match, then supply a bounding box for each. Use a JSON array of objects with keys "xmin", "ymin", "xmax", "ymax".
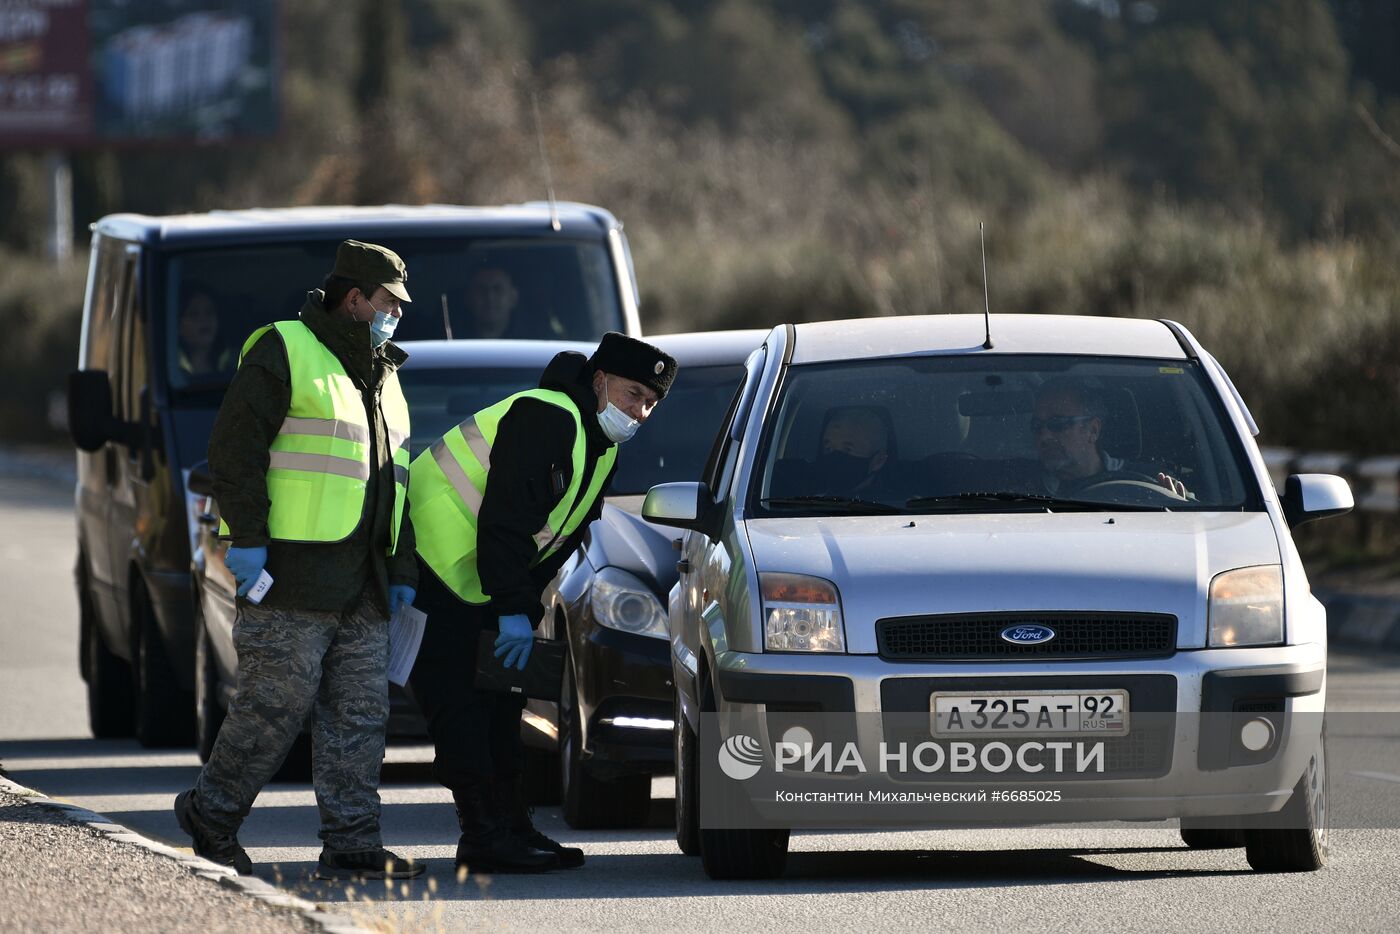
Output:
[
  {"xmin": 219, "ymin": 321, "xmax": 411, "ymax": 550},
  {"xmin": 410, "ymin": 388, "xmax": 616, "ymax": 603}
]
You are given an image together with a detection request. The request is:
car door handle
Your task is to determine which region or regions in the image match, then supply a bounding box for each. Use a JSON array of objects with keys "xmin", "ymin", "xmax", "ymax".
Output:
[{"xmin": 676, "ymin": 559, "xmax": 692, "ymax": 574}]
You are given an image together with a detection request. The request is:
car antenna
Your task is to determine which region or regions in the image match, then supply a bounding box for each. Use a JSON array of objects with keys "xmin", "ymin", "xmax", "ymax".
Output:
[
  {"xmin": 979, "ymin": 221, "xmax": 994, "ymax": 350},
  {"xmin": 530, "ymin": 90, "xmax": 561, "ymax": 232},
  {"xmin": 440, "ymin": 292, "xmax": 453, "ymax": 340}
]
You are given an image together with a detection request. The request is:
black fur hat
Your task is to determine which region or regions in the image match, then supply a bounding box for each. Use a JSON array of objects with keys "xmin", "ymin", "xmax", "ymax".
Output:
[{"xmin": 588, "ymin": 332, "xmax": 678, "ymax": 400}]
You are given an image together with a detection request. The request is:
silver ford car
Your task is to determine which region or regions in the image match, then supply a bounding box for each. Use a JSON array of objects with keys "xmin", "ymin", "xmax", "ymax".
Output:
[{"xmin": 644, "ymin": 314, "xmax": 1352, "ymax": 880}]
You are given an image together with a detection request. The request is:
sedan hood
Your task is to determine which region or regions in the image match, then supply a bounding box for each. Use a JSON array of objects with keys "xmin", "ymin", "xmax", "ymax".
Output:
[
  {"xmin": 584, "ymin": 496, "xmax": 678, "ymax": 598},
  {"xmin": 742, "ymin": 512, "xmax": 1282, "ymax": 652}
]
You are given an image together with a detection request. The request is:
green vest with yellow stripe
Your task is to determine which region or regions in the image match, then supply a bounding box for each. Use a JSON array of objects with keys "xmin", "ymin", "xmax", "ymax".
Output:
[
  {"xmin": 410, "ymin": 388, "xmax": 617, "ymax": 604},
  {"xmin": 219, "ymin": 321, "xmax": 412, "ymax": 551}
]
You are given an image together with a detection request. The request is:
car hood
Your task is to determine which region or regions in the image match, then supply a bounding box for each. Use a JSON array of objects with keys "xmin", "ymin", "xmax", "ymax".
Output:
[
  {"xmin": 742, "ymin": 512, "xmax": 1282, "ymax": 653},
  {"xmin": 584, "ymin": 496, "xmax": 677, "ymax": 598}
]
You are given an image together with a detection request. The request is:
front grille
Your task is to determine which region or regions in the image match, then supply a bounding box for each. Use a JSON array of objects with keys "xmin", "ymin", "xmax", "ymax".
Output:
[{"xmin": 876, "ymin": 612, "xmax": 1177, "ymax": 661}]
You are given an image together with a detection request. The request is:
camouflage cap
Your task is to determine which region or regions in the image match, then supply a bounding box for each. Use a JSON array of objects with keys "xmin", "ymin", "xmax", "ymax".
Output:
[{"xmin": 332, "ymin": 239, "xmax": 412, "ymax": 302}]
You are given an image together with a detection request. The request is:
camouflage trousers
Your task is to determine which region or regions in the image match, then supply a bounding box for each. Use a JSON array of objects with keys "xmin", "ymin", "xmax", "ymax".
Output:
[{"xmin": 193, "ymin": 592, "xmax": 390, "ymax": 851}]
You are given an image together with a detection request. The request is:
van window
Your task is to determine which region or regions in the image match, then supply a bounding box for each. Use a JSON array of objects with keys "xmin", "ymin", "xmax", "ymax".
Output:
[{"xmin": 163, "ymin": 238, "xmax": 624, "ymax": 391}]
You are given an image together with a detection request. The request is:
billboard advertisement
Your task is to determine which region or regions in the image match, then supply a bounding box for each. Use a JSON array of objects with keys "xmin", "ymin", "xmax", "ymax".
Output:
[{"xmin": 0, "ymin": 0, "xmax": 278, "ymax": 147}]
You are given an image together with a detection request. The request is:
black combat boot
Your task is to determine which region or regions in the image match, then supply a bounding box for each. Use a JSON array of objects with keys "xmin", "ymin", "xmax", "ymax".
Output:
[
  {"xmin": 452, "ymin": 782, "xmax": 556, "ymax": 874},
  {"xmin": 174, "ymin": 789, "xmax": 253, "ymax": 875},
  {"xmin": 495, "ymin": 773, "xmax": 585, "ymax": 869}
]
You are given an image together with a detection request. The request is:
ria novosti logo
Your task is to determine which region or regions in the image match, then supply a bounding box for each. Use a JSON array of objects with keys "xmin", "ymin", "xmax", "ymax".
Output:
[
  {"xmin": 717, "ymin": 734, "xmax": 765, "ymax": 780},
  {"xmin": 717, "ymin": 731, "xmax": 1108, "ymax": 779}
]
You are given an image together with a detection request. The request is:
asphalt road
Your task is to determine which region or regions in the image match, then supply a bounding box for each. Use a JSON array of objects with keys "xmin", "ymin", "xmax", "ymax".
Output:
[{"xmin": 3, "ymin": 474, "xmax": 1400, "ymax": 933}]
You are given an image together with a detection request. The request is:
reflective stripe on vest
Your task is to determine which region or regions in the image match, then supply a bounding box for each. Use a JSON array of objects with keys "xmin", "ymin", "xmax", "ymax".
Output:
[
  {"xmin": 409, "ymin": 388, "xmax": 617, "ymax": 604},
  {"xmin": 217, "ymin": 321, "xmax": 412, "ymax": 550}
]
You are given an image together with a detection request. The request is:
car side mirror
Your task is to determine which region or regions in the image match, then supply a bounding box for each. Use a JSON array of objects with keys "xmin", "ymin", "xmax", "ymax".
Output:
[
  {"xmin": 1282, "ymin": 474, "xmax": 1353, "ymax": 527},
  {"xmin": 67, "ymin": 370, "xmax": 132, "ymax": 452},
  {"xmin": 643, "ymin": 481, "xmax": 715, "ymax": 536}
]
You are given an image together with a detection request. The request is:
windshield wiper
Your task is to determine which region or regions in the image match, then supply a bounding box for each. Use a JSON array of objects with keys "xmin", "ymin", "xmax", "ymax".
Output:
[
  {"xmin": 760, "ymin": 494, "xmax": 905, "ymax": 515},
  {"xmin": 905, "ymin": 491, "xmax": 1171, "ymax": 512}
]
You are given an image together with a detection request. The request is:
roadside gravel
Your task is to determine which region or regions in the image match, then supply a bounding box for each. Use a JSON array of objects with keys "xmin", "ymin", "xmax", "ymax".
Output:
[{"xmin": 0, "ymin": 786, "xmax": 319, "ymax": 934}]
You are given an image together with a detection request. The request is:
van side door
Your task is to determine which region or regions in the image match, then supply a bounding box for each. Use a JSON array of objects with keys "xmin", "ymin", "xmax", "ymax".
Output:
[{"xmin": 76, "ymin": 235, "xmax": 131, "ymax": 639}]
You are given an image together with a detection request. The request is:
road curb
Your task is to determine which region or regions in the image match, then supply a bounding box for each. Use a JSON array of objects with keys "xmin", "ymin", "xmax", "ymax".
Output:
[
  {"xmin": 1317, "ymin": 590, "xmax": 1400, "ymax": 650},
  {"xmin": 0, "ymin": 774, "xmax": 374, "ymax": 934}
]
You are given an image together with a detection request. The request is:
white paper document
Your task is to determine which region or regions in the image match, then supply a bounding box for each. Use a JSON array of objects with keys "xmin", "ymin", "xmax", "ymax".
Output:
[{"xmin": 387, "ymin": 604, "xmax": 428, "ymax": 686}]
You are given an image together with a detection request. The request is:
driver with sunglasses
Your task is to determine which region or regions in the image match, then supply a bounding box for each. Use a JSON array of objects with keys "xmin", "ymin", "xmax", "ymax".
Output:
[{"xmin": 1029, "ymin": 377, "xmax": 1189, "ymax": 498}]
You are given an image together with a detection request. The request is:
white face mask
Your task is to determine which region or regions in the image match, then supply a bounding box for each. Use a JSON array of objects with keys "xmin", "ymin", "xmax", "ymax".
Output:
[
  {"xmin": 597, "ymin": 375, "xmax": 639, "ymax": 443},
  {"xmin": 367, "ymin": 299, "xmax": 398, "ymax": 347}
]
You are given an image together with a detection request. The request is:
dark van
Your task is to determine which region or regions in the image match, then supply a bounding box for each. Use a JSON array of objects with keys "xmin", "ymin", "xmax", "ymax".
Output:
[{"xmin": 67, "ymin": 203, "xmax": 643, "ymax": 746}]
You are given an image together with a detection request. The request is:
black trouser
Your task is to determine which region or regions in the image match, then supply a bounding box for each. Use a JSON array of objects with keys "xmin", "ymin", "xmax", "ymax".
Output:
[{"xmin": 406, "ymin": 563, "xmax": 527, "ymax": 792}]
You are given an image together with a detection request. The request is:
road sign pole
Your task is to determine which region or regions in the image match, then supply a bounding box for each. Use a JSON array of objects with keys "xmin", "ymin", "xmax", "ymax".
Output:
[{"xmin": 46, "ymin": 150, "xmax": 73, "ymax": 263}]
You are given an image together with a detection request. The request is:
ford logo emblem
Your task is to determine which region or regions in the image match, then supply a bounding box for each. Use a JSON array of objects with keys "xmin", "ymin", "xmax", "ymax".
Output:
[{"xmin": 1000, "ymin": 624, "xmax": 1056, "ymax": 646}]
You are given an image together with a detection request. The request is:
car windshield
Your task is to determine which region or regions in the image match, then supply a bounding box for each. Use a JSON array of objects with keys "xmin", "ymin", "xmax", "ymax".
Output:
[
  {"xmin": 751, "ymin": 355, "xmax": 1259, "ymax": 515},
  {"xmin": 163, "ymin": 238, "xmax": 622, "ymax": 391},
  {"xmin": 610, "ymin": 364, "xmax": 747, "ymax": 496}
]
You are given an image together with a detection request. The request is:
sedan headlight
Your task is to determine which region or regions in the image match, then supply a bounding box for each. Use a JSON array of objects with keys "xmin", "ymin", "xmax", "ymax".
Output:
[
  {"xmin": 1208, "ymin": 565, "xmax": 1284, "ymax": 647},
  {"xmin": 590, "ymin": 567, "xmax": 668, "ymax": 639},
  {"xmin": 761, "ymin": 572, "xmax": 846, "ymax": 652}
]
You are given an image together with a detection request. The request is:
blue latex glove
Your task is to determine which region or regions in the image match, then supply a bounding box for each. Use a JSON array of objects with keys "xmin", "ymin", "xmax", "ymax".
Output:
[
  {"xmin": 388, "ymin": 585, "xmax": 416, "ymax": 616},
  {"xmin": 225, "ymin": 545, "xmax": 267, "ymax": 598},
  {"xmin": 492, "ymin": 614, "xmax": 534, "ymax": 671}
]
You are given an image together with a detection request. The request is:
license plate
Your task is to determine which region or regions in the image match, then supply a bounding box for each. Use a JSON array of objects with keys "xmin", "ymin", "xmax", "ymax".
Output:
[{"xmin": 930, "ymin": 690, "xmax": 1130, "ymax": 737}]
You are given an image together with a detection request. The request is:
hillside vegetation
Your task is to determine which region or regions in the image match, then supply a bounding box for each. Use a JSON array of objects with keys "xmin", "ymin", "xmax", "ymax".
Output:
[{"xmin": 4, "ymin": 0, "xmax": 1400, "ymax": 454}]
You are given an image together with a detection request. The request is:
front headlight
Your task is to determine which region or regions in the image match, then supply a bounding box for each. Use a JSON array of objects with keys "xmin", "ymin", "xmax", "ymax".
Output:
[
  {"xmin": 1208, "ymin": 565, "xmax": 1284, "ymax": 647},
  {"xmin": 761, "ymin": 572, "xmax": 846, "ymax": 652},
  {"xmin": 590, "ymin": 567, "xmax": 668, "ymax": 639}
]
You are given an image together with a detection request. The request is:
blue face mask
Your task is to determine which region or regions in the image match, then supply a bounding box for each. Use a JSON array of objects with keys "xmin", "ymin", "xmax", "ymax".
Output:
[{"xmin": 367, "ymin": 300, "xmax": 398, "ymax": 347}]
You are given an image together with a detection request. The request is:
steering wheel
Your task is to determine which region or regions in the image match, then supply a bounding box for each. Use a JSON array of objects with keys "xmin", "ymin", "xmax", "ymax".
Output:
[{"xmin": 1076, "ymin": 470, "xmax": 1188, "ymax": 504}]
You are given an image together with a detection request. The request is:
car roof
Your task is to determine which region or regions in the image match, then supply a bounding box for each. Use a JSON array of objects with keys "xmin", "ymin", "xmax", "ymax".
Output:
[
  {"xmin": 398, "ymin": 329, "xmax": 768, "ymax": 372},
  {"xmin": 789, "ymin": 314, "xmax": 1189, "ymax": 364},
  {"xmin": 91, "ymin": 202, "xmax": 621, "ymax": 247}
]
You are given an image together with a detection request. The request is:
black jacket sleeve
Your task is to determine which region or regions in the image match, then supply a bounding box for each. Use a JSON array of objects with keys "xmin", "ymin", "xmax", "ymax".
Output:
[
  {"xmin": 476, "ymin": 398, "xmax": 578, "ymax": 623},
  {"xmin": 527, "ymin": 456, "xmax": 619, "ymax": 589},
  {"xmin": 207, "ymin": 333, "xmax": 290, "ymax": 548}
]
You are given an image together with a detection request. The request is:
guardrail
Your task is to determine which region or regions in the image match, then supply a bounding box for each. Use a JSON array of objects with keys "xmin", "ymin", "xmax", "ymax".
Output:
[{"xmin": 1261, "ymin": 447, "xmax": 1400, "ymax": 513}]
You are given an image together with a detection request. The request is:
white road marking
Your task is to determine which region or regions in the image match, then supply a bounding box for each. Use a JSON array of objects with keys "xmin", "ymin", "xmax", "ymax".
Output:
[{"xmin": 1351, "ymin": 770, "xmax": 1400, "ymax": 784}]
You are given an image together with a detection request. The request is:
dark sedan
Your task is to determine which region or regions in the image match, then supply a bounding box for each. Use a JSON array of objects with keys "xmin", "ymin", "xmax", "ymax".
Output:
[{"xmin": 530, "ymin": 330, "xmax": 766, "ymax": 827}]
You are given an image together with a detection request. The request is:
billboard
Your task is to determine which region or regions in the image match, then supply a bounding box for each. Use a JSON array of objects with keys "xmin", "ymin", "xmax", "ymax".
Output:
[{"xmin": 0, "ymin": 0, "xmax": 278, "ymax": 147}]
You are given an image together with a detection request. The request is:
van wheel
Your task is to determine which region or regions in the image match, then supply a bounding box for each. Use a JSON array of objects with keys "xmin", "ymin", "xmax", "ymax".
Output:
[
  {"xmin": 81, "ymin": 567, "xmax": 134, "ymax": 739},
  {"xmin": 559, "ymin": 647, "xmax": 650, "ymax": 829},
  {"xmin": 674, "ymin": 687, "xmax": 701, "ymax": 856},
  {"xmin": 132, "ymin": 585, "xmax": 195, "ymax": 747},
  {"xmin": 193, "ymin": 599, "xmax": 225, "ymax": 763},
  {"xmin": 697, "ymin": 679, "xmax": 790, "ymax": 880},
  {"xmin": 1245, "ymin": 734, "xmax": 1328, "ymax": 872}
]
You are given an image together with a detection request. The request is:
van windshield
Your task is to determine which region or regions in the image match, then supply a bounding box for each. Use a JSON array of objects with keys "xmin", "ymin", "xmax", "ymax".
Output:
[
  {"xmin": 751, "ymin": 355, "xmax": 1261, "ymax": 515},
  {"xmin": 164, "ymin": 238, "xmax": 622, "ymax": 391}
]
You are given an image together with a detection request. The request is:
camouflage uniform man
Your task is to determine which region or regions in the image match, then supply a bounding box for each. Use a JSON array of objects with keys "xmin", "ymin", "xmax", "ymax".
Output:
[{"xmin": 174, "ymin": 241, "xmax": 423, "ymax": 881}]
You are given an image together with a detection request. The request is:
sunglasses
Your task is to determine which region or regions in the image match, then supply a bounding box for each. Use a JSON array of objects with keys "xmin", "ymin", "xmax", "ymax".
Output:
[{"xmin": 1031, "ymin": 414, "xmax": 1094, "ymax": 433}]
